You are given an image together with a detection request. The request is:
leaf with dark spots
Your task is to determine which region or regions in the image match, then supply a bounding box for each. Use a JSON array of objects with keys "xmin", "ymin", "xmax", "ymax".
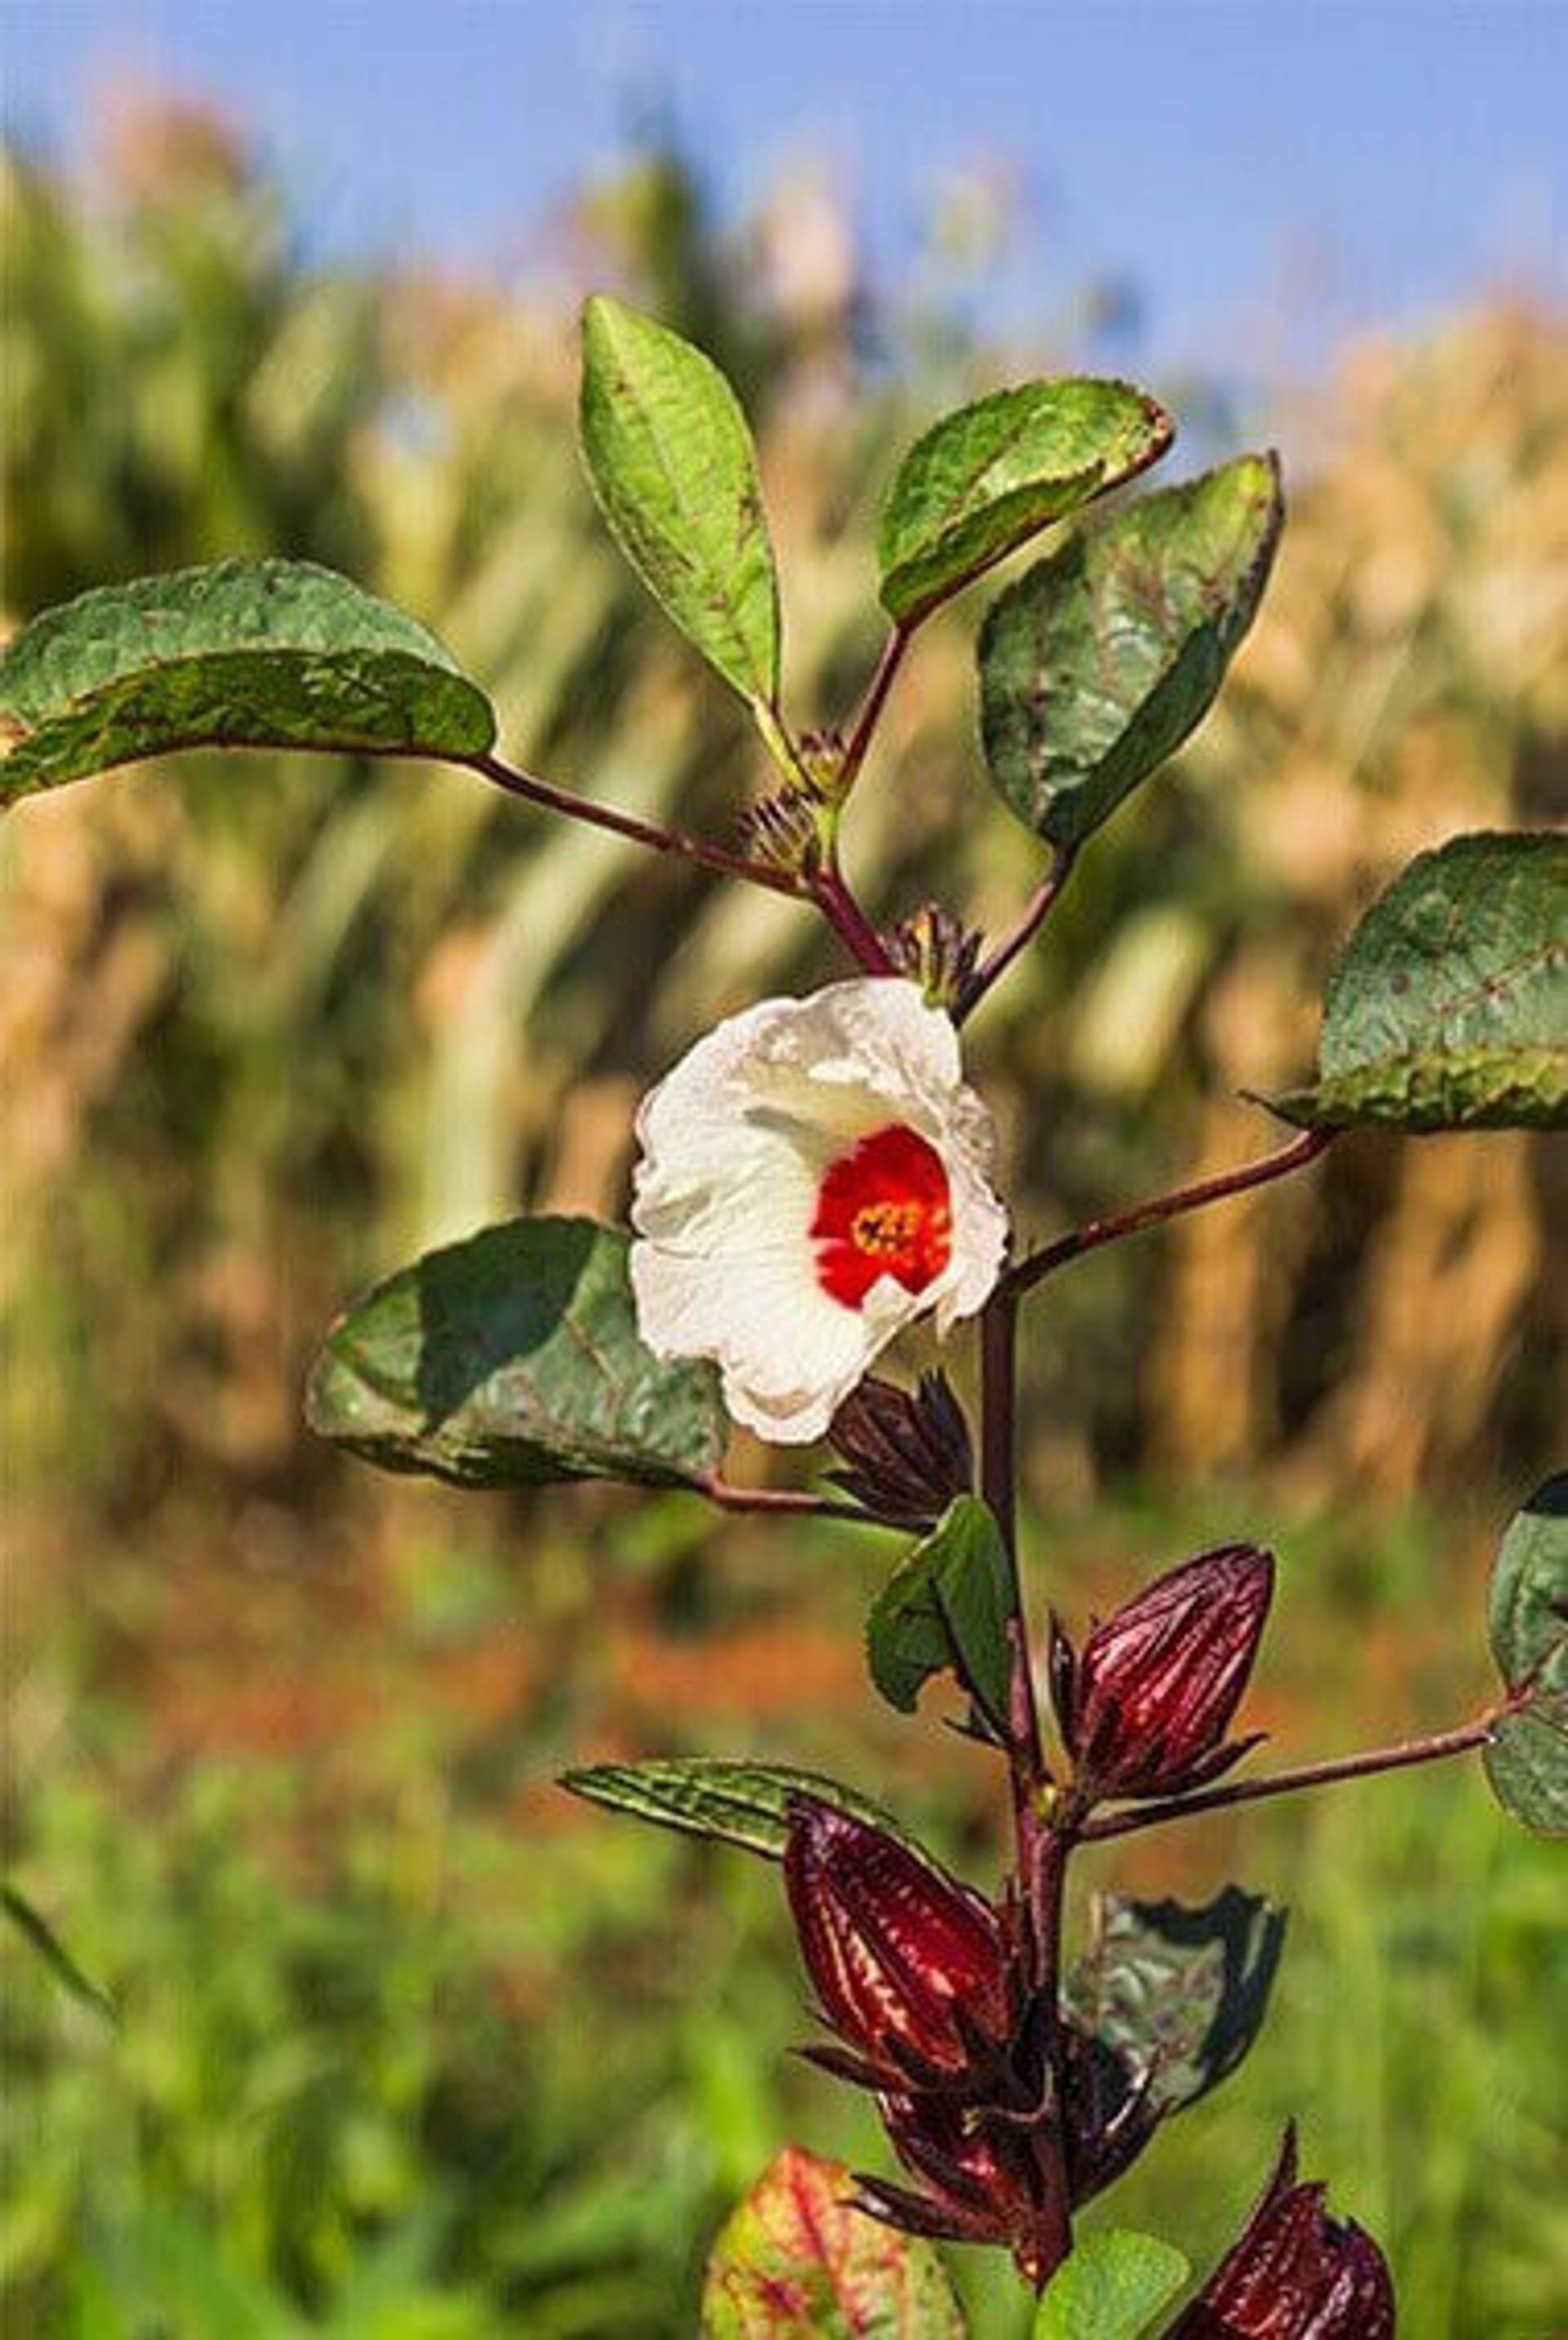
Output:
[
  {"xmin": 702, "ymin": 2146, "xmax": 968, "ymax": 2337},
  {"xmin": 580, "ymin": 295, "xmax": 782, "ymax": 707},
  {"xmin": 1066, "ymin": 1885, "xmax": 1286, "ymax": 2119},
  {"xmin": 878, "ymin": 377, "xmax": 1173, "ymax": 626},
  {"xmin": 0, "ymin": 559, "xmax": 494, "ymax": 802},
  {"xmin": 1484, "ymin": 1473, "xmax": 1568, "ymax": 1836},
  {"xmin": 978, "ymin": 452, "xmax": 1281, "ymax": 849},
  {"xmin": 306, "ymin": 1216, "xmax": 727, "ymax": 1490},
  {"xmin": 1272, "ymin": 831, "xmax": 1568, "ymax": 1133}
]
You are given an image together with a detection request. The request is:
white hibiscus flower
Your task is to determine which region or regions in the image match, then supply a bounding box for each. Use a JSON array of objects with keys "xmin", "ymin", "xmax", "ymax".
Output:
[{"xmin": 629, "ymin": 978, "xmax": 1008, "ymax": 1443}]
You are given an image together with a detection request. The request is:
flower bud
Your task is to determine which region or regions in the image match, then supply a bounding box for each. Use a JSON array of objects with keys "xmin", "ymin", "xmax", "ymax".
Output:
[
  {"xmin": 1053, "ymin": 1544, "xmax": 1273, "ymax": 1801},
  {"xmin": 784, "ymin": 1798, "xmax": 1011, "ymax": 2088},
  {"xmin": 738, "ymin": 782, "xmax": 823, "ymax": 876},
  {"xmin": 859, "ymin": 2091, "xmax": 1036, "ymax": 2258},
  {"xmin": 885, "ymin": 901, "xmax": 984, "ymax": 1012},
  {"xmin": 1166, "ymin": 2126, "xmax": 1395, "ymax": 2337},
  {"xmin": 880, "ymin": 2092, "xmax": 1023, "ymax": 2220},
  {"xmin": 827, "ymin": 1371, "xmax": 974, "ymax": 1528}
]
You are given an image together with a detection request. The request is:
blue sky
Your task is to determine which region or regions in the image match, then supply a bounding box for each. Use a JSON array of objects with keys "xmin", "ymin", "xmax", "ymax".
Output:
[{"xmin": 7, "ymin": 2, "xmax": 1565, "ymax": 372}]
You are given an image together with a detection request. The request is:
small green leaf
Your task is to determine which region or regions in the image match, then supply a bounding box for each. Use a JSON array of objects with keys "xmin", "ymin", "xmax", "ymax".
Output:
[
  {"xmin": 1271, "ymin": 832, "xmax": 1568, "ymax": 1134},
  {"xmin": 979, "ymin": 452, "xmax": 1282, "ymax": 849},
  {"xmin": 580, "ymin": 294, "xmax": 781, "ymax": 706},
  {"xmin": 2, "ymin": 1883, "xmax": 115, "ymax": 2023},
  {"xmin": 306, "ymin": 1216, "xmax": 727, "ymax": 1491},
  {"xmin": 1488, "ymin": 1473, "xmax": 1568, "ymax": 1686},
  {"xmin": 878, "ymin": 377, "xmax": 1173, "ymax": 627},
  {"xmin": 1484, "ymin": 1473, "xmax": 1568, "ymax": 1837},
  {"xmin": 866, "ymin": 1496, "xmax": 1014, "ymax": 1737},
  {"xmin": 1485, "ymin": 1708, "xmax": 1568, "ymax": 1839},
  {"xmin": 0, "ymin": 559, "xmax": 495, "ymax": 804},
  {"xmin": 559, "ymin": 1758, "xmax": 913, "ymax": 1863},
  {"xmin": 1066, "ymin": 1885, "xmax": 1287, "ymax": 2119},
  {"xmin": 702, "ymin": 2146, "xmax": 967, "ymax": 2338},
  {"xmin": 1034, "ymin": 2231, "xmax": 1189, "ymax": 2340}
]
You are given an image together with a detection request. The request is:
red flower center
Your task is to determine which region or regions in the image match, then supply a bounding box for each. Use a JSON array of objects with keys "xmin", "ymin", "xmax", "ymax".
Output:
[{"xmin": 812, "ymin": 1124, "xmax": 953, "ymax": 1311}]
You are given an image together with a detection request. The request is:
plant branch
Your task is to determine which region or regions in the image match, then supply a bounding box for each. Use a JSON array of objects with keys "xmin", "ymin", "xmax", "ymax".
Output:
[
  {"xmin": 1078, "ymin": 1708, "xmax": 1505, "ymax": 1844},
  {"xmin": 464, "ymin": 747, "xmax": 804, "ymax": 899},
  {"xmin": 979, "ymin": 1304, "xmax": 1074, "ymax": 2290},
  {"xmin": 808, "ymin": 853, "xmax": 898, "ymax": 974},
  {"xmin": 1027, "ymin": 1823, "xmax": 1076, "ymax": 2281},
  {"xmin": 786, "ymin": 625, "xmax": 917, "ymax": 974},
  {"xmin": 839, "ymin": 624, "xmax": 912, "ymax": 792},
  {"xmin": 979, "ymin": 1288, "xmax": 1049, "ymax": 1804},
  {"xmin": 1006, "ymin": 1126, "xmax": 1333, "ymax": 1302},
  {"xmin": 699, "ymin": 1476, "xmax": 896, "ymax": 1527},
  {"xmin": 978, "ymin": 1286, "xmax": 1072, "ymax": 2273},
  {"xmin": 468, "ymin": 742, "xmax": 901, "ymax": 974},
  {"xmin": 959, "ymin": 844, "xmax": 1079, "ymax": 1023}
]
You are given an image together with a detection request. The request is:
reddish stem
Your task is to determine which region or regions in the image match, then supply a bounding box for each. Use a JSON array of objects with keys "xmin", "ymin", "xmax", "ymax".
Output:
[
  {"xmin": 979, "ymin": 1289, "xmax": 1044, "ymax": 1785},
  {"xmin": 777, "ymin": 625, "xmax": 916, "ymax": 975},
  {"xmin": 700, "ymin": 1476, "xmax": 893, "ymax": 1527},
  {"xmin": 809, "ymin": 855, "xmax": 899, "ymax": 974},
  {"xmin": 839, "ymin": 624, "xmax": 912, "ymax": 791},
  {"xmin": 1079, "ymin": 1710, "xmax": 1502, "ymax": 1844},
  {"xmin": 978, "ymin": 1287, "xmax": 1072, "ymax": 2276},
  {"xmin": 464, "ymin": 747, "xmax": 803, "ymax": 898},
  {"xmin": 1026, "ymin": 1824, "xmax": 1076, "ymax": 2280},
  {"xmin": 959, "ymin": 845, "xmax": 1079, "ymax": 1023},
  {"xmin": 467, "ymin": 743, "xmax": 900, "ymax": 975},
  {"xmin": 1006, "ymin": 1126, "xmax": 1333, "ymax": 1301}
]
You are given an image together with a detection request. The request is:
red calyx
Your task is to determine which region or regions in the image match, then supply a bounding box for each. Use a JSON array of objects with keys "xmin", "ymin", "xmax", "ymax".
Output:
[
  {"xmin": 1165, "ymin": 2125, "xmax": 1396, "ymax": 2338},
  {"xmin": 783, "ymin": 1798, "xmax": 1011, "ymax": 2090},
  {"xmin": 863, "ymin": 2021, "xmax": 1158, "ymax": 2289},
  {"xmin": 1053, "ymin": 1544, "xmax": 1274, "ymax": 1802},
  {"xmin": 864, "ymin": 2090, "xmax": 1053, "ymax": 2275},
  {"xmin": 826, "ymin": 1370, "xmax": 974, "ymax": 1528}
]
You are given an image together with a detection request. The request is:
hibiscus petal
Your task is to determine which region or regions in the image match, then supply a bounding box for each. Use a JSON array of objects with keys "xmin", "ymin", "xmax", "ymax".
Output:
[{"xmin": 629, "ymin": 979, "xmax": 1008, "ymax": 1445}]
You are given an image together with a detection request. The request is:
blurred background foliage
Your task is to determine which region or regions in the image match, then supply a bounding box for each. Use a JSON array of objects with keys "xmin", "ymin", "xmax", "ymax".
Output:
[{"xmin": 2, "ymin": 88, "xmax": 1566, "ymax": 2339}]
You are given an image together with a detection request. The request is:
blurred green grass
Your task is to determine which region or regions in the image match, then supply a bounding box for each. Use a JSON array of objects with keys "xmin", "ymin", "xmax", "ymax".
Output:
[{"xmin": 6, "ymin": 1495, "xmax": 1566, "ymax": 2337}]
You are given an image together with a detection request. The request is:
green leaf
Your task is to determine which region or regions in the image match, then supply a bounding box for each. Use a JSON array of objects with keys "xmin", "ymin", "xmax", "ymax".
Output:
[
  {"xmin": 305, "ymin": 1216, "xmax": 727, "ymax": 1491},
  {"xmin": 702, "ymin": 2146, "xmax": 967, "ymax": 2338},
  {"xmin": 1271, "ymin": 831, "xmax": 1568, "ymax": 1134},
  {"xmin": 979, "ymin": 452, "xmax": 1282, "ymax": 849},
  {"xmin": 580, "ymin": 294, "xmax": 781, "ymax": 706},
  {"xmin": 91, "ymin": 2204, "xmax": 291, "ymax": 2340},
  {"xmin": 866, "ymin": 1496, "xmax": 1014, "ymax": 1736},
  {"xmin": 1484, "ymin": 1473, "xmax": 1568, "ymax": 1836},
  {"xmin": 1034, "ymin": 2231, "xmax": 1189, "ymax": 2340},
  {"xmin": 2, "ymin": 1883, "xmax": 115, "ymax": 2023},
  {"xmin": 0, "ymin": 559, "xmax": 495, "ymax": 804},
  {"xmin": 1066, "ymin": 1886, "xmax": 1287, "ymax": 2119},
  {"xmin": 559, "ymin": 1758, "xmax": 913, "ymax": 1863},
  {"xmin": 1488, "ymin": 1473, "xmax": 1568, "ymax": 1687},
  {"xmin": 877, "ymin": 377, "xmax": 1173, "ymax": 627}
]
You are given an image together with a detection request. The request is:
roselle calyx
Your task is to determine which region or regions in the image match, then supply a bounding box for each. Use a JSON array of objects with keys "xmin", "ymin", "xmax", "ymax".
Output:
[
  {"xmin": 827, "ymin": 1371, "xmax": 974, "ymax": 1528},
  {"xmin": 852, "ymin": 2018, "xmax": 1156, "ymax": 2287},
  {"xmin": 1166, "ymin": 2124, "xmax": 1395, "ymax": 2337},
  {"xmin": 783, "ymin": 1797, "xmax": 1011, "ymax": 2090},
  {"xmin": 1052, "ymin": 1543, "xmax": 1273, "ymax": 1801},
  {"xmin": 862, "ymin": 2089, "xmax": 1054, "ymax": 2275}
]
